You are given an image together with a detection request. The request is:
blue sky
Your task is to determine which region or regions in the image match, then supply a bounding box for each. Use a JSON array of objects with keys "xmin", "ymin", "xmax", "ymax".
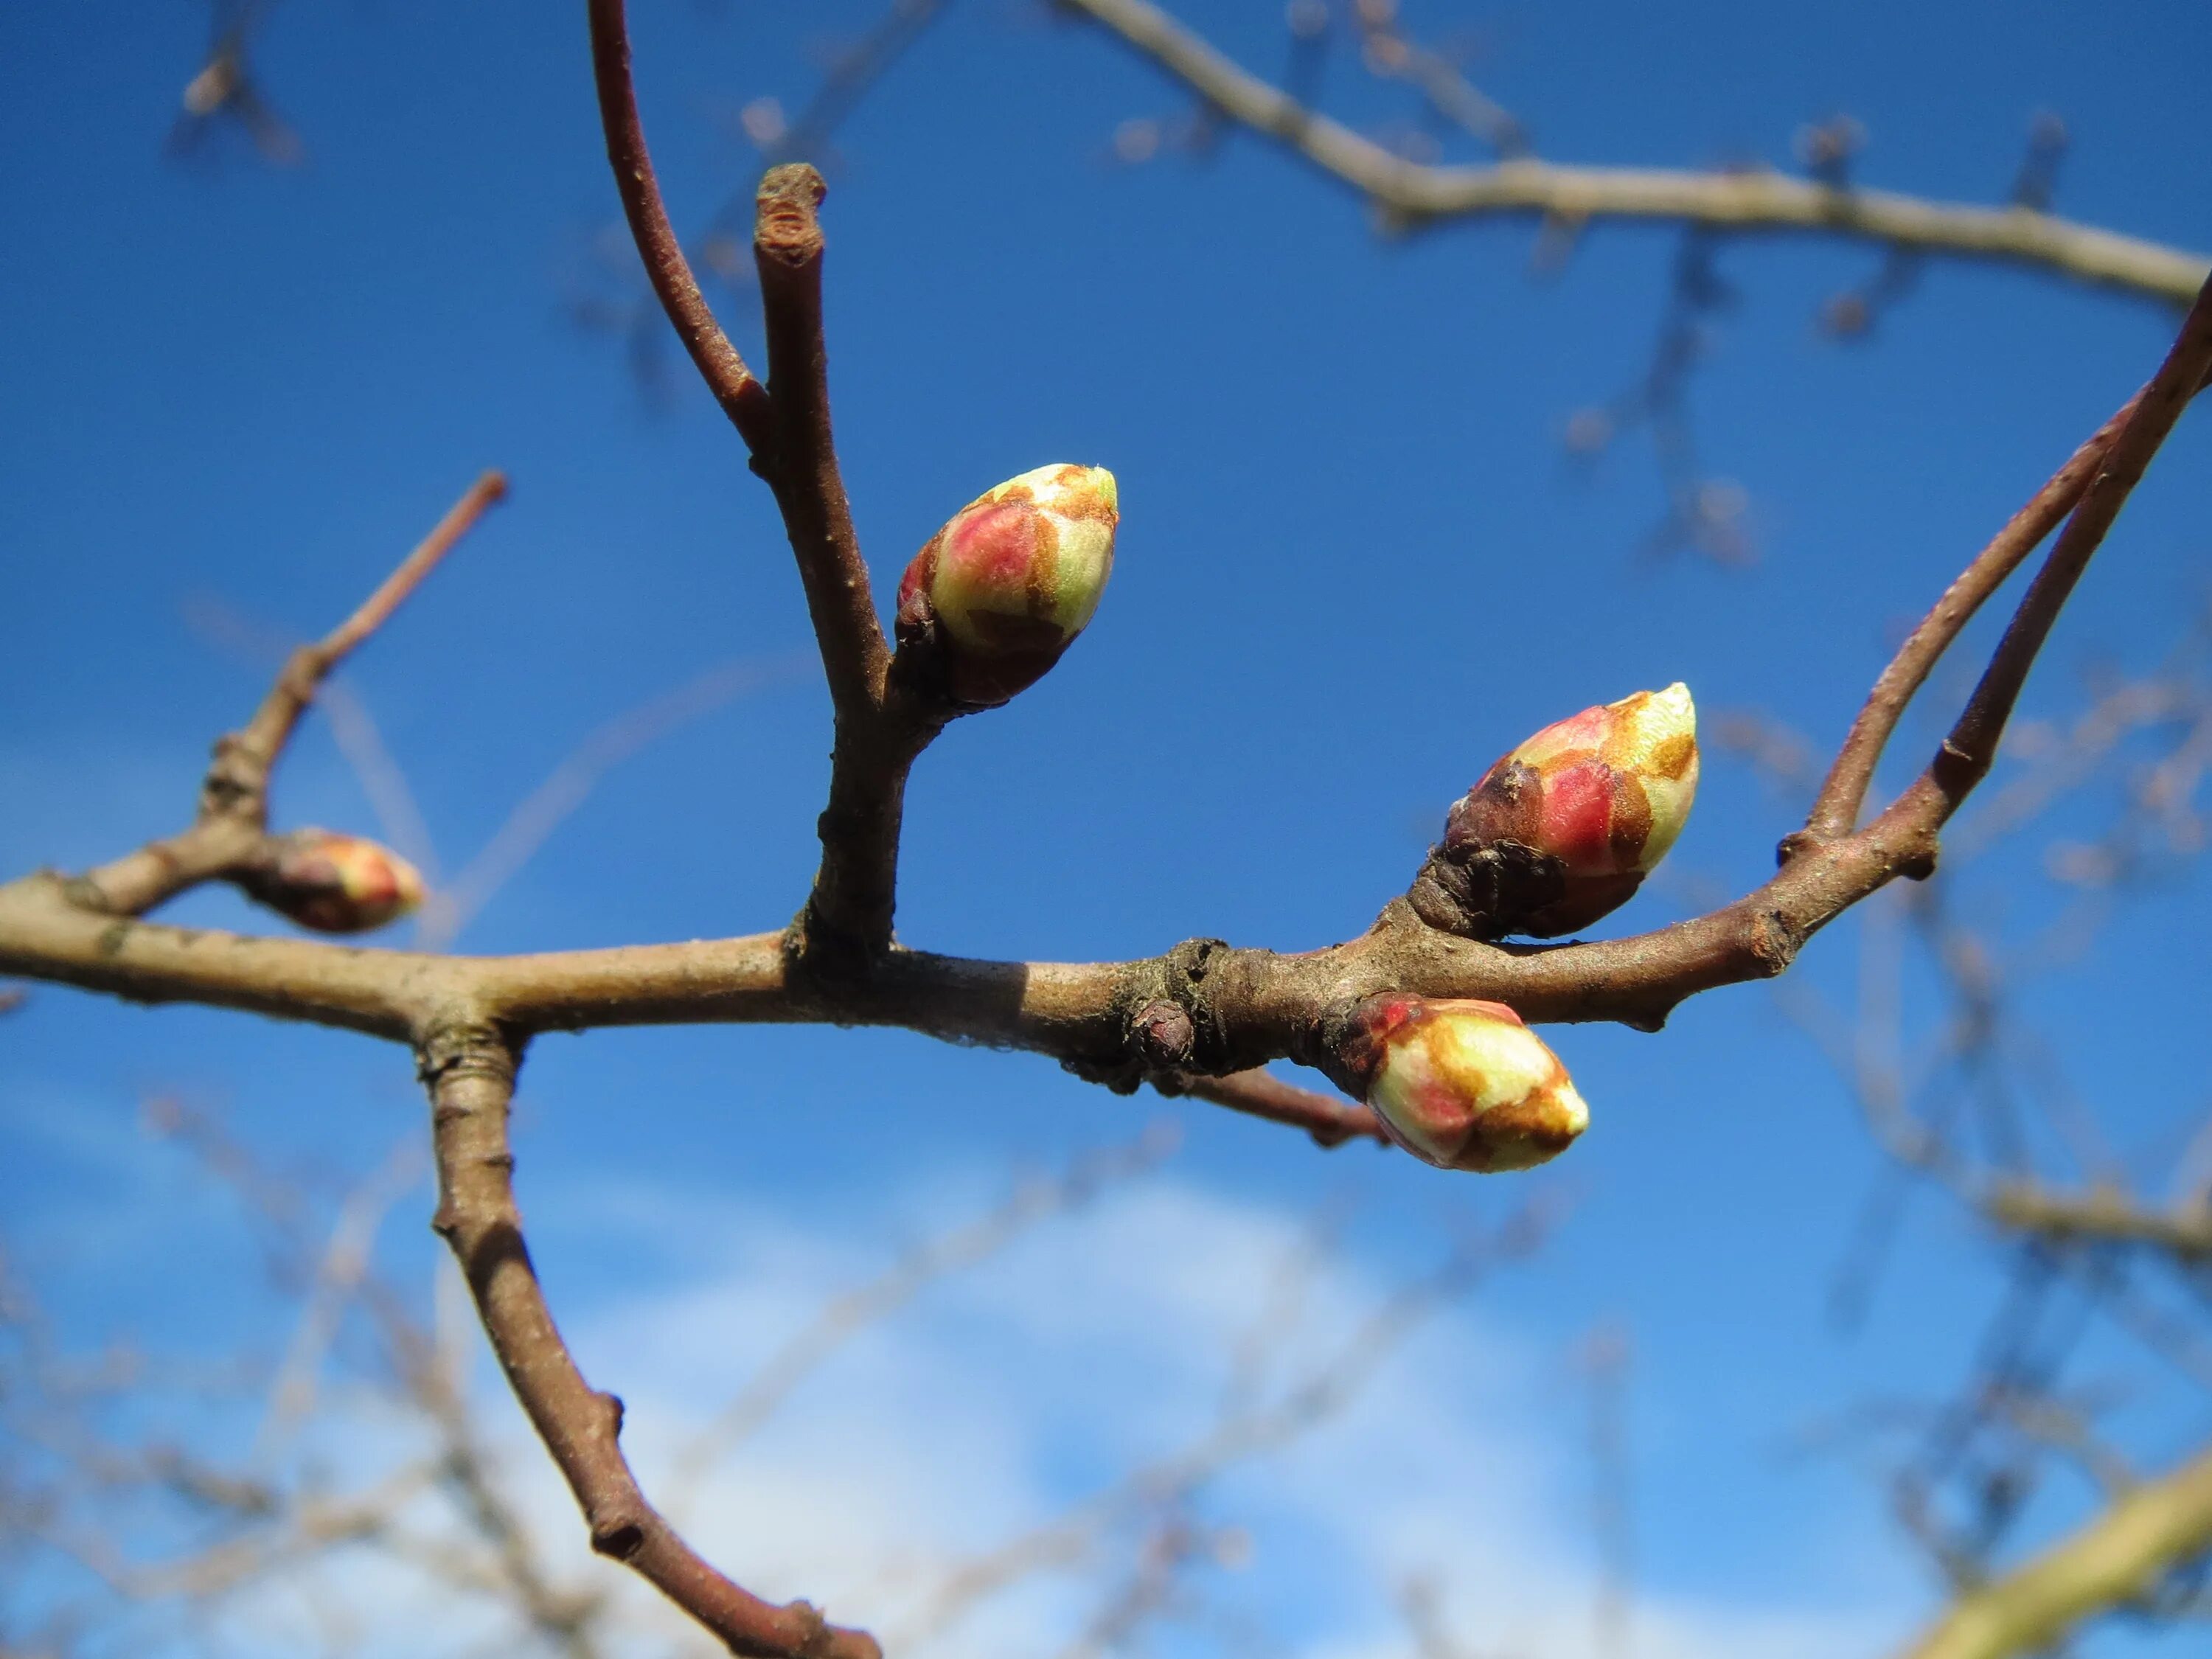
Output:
[{"xmin": 4, "ymin": 2, "xmax": 2211, "ymax": 1655}]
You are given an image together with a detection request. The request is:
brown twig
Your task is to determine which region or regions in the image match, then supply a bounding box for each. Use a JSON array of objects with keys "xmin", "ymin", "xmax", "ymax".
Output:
[
  {"xmin": 1800, "ymin": 393, "xmax": 2144, "ymax": 842},
  {"xmin": 586, "ymin": 0, "xmax": 773, "ymax": 449},
  {"xmin": 1056, "ymin": 0, "xmax": 2208, "ymax": 302},
  {"xmin": 589, "ymin": 0, "xmax": 925, "ymax": 969},
  {"xmin": 1171, "ymin": 1069, "xmax": 1388, "ymax": 1149},
  {"xmin": 69, "ymin": 471, "xmax": 506, "ymax": 917},
  {"xmin": 1893, "ymin": 282, "xmax": 2212, "ymax": 838},
  {"xmin": 420, "ymin": 1022, "xmax": 882, "ymax": 1659},
  {"xmin": 751, "ymin": 164, "xmax": 886, "ymax": 717}
]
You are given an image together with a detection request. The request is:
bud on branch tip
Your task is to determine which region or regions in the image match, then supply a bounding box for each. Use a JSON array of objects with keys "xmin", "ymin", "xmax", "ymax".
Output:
[
  {"xmin": 895, "ymin": 463, "xmax": 1118, "ymax": 709},
  {"xmin": 244, "ymin": 830, "xmax": 425, "ymax": 934},
  {"xmin": 1330, "ymin": 994, "xmax": 1588, "ymax": 1172},
  {"xmin": 1409, "ymin": 684, "xmax": 1699, "ymax": 939}
]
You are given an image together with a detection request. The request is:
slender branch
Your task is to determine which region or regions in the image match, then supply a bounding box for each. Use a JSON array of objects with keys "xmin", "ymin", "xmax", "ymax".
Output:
[
  {"xmin": 1172, "ymin": 1069, "xmax": 1388, "ymax": 1149},
  {"xmin": 1800, "ymin": 394, "xmax": 2141, "ymax": 842},
  {"xmin": 1895, "ymin": 1439, "xmax": 2212, "ymax": 1659},
  {"xmin": 752, "ymin": 164, "xmax": 888, "ymax": 716},
  {"xmin": 1057, "ymin": 0, "xmax": 2208, "ymax": 303},
  {"xmin": 590, "ymin": 0, "xmax": 914, "ymax": 967},
  {"xmin": 1891, "ymin": 276, "xmax": 2212, "ymax": 832},
  {"xmin": 420, "ymin": 1022, "xmax": 881, "ymax": 1659},
  {"xmin": 748, "ymin": 159, "xmax": 919, "ymax": 966},
  {"xmin": 586, "ymin": 0, "xmax": 773, "ymax": 449},
  {"xmin": 70, "ymin": 471, "xmax": 506, "ymax": 917}
]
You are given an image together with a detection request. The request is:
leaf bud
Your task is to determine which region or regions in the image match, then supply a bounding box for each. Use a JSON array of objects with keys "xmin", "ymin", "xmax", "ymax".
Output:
[
  {"xmin": 1329, "ymin": 994, "xmax": 1587, "ymax": 1172},
  {"xmin": 1408, "ymin": 683, "xmax": 1699, "ymax": 939},
  {"xmin": 245, "ymin": 829, "xmax": 424, "ymax": 933},
  {"xmin": 895, "ymin": 463, "xmax": 1117, "ymax": 708}
]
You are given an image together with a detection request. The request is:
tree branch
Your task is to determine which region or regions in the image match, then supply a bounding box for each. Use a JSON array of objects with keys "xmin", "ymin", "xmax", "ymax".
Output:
[
  {"xmin": 1172, "ymin": 1070, "xmax": 1388, "ymax": 1150},
  {"xmin": 586, "ymin": 0, "xmax": 773, "ymax": 449},
  {"xmin": 1799, "ymin": 394, "xmax": 2140, "ymax": 842},
  {"xmin": 420, "ymin": 1022, "xmax": 881, "ymax": 1659},
  {"xmin": 1889, "ymin": 277, "xmax": 2212, "ymax": 832},
  {"xmin": 1056, "ymin": 0, "xmax": 2208, "ymax": 304},
  {"xmin": 753, "ymin": 164, "xmax": 886, "ymax": 716},
  {"xmin": 4, "ymin": 61, "xmax": 2204, "ymax": 1175},
  {"xmin": 1896, "ymin": 1439, "xmax": 2212, "ymax": 1659},
  {"xmin": 70, "ymin": 470, "xmax": 507, "ymax": 918},
  {"xmin": 590, "ymin": 0, "xmax": 917, "ymax": 969},
  {"xmin": 1981, "ymin": 1183, "xmax": 2212, "ymax": 1263}
]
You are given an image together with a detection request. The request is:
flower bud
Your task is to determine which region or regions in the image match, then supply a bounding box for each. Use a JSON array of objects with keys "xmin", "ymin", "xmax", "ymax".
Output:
[
  {"xmin": 895, "ymin": 463, "xmax": 1117, "ymax": 708},
  {"xmin": 1409, "ymin": 684, "xmax": 1698, "ymax": 939},
  {"xmin": 246, "ymin": 830, "xmax": 424, "ymax": 933},
  {"xmin": 1330, "ymin": 995, "xmax": 1587, "ymax": 1172}
]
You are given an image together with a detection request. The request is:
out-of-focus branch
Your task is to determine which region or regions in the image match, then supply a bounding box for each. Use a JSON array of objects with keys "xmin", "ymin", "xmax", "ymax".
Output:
[
  {"xmin": 420, "ymin": 1022, "xmax": 881, "ymax": 1659},
  {"xmin": 1982, "ymin": 1183, "xmax": 2212, "ymax": 1262},
  {"xmin": 668, "ymin": 1124, "xmax": 1180, "ymax": 1514},
  {"xmin": 1055, "ymin": 0, "xmax": 2208, "ymax": 303},
  {"xmin": 1896, "ymin": 1439, "xmax": 2212, "ymax": 1659},
  {"xmin": 900, "ymin": 1203, "xmax": 1551, "ymax": 1647}
]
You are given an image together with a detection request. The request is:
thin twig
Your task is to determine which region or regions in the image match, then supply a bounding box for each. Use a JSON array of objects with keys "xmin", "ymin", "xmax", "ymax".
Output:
[
  {"xmin": 1171, "ymin": 1069, "xmax": 1387, "ymax": 1149},
  {"xmin": 1801, "ymin": 393, "xmax": 2144, "ymax": 843},
  {"xmin": 69, "ymin": 472, "xmax": 505, "ymax": 917},
  {"xmin": 587, "ymin": 0, "xmax": 773, "ymax": 448}
]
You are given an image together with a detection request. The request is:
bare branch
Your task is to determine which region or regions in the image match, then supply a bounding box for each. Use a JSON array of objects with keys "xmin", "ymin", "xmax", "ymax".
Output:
[
  {"xmin": 420, "ymin": 1022, "xmax": 882, "ymax": 1659},
  {"xmin": 69, "ymin": 471, "xmax": 507, "ymax": 918},
  {"xmin": 1982, "ymin": 1183, "xmax": 2212, "ymax": 1263},
  {"xmin": 586, "ymin": 0, "xmax": 773, "ymax": 448},
  {"xmin": 753, "ymin": 163, "xmax": 888, "ymax": 717},
  {"xmin": 1890, "ymin": 279, "xmax": 2212, "ymax": 832},
  {"xmin": 1057, "ymin": 0, "xmax": 2208, "ymax": 303},
  {"xmin": 1896, "ymin": 1439, "xmax": 2212, "ymax": 1659},
  {"xmin": 1801, "ymin": 393, "xmax": 2143, "ymax": 841},
  {"xmin": 1171, "ymin": 1069, "xmax": 1388, "ymax": 1150}
]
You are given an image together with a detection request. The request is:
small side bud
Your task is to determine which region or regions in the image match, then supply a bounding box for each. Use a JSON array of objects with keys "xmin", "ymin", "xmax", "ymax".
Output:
[
  {"xmin": 245, "ymin": 830, "xmax": 424, "ymax": 933},
  {"xmin": 1329, "ymin": 994, "xmax": 1587, "ymax": 1173},
  {"xmin": 895, "ymin": 463, "xmax": 1118, "ymax": 709},
  {"xmin": 1409, "ymin": 684, "xmax": 1699, "ymax": 939}
]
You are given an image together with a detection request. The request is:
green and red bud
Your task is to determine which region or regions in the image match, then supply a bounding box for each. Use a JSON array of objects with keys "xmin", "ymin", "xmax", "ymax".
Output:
[
  {"xmin": 1408, "ymin": 684, "xmax": 1699, "ymax": 939},
  {"xmin": 895, "ymin": 463, "xmax": 1117, "ymax": 709},
  {"xmin": 1329, "ymin": 994, "xmax": 1588, "ymax": 1172},
  {"xmin": 244, "ymin": 830, "xmax": 424, "ymax": 933}
]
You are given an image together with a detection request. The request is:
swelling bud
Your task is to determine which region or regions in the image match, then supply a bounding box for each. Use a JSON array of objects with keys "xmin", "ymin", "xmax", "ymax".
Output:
[
  {"xmin": 895, "ymin": 463, "xmax": 1117, "ymax": 708},
  {"xmin": 245, "ymin": 830, "xmax": 424, "ymax": 933},
  {"xmin": 1409, "ymin": 683, "xmax": 1699, "ymax": 939},
  {"xmin": 1329, "ymin": 994, "xmax": 1588, "ymax": 1172}
]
